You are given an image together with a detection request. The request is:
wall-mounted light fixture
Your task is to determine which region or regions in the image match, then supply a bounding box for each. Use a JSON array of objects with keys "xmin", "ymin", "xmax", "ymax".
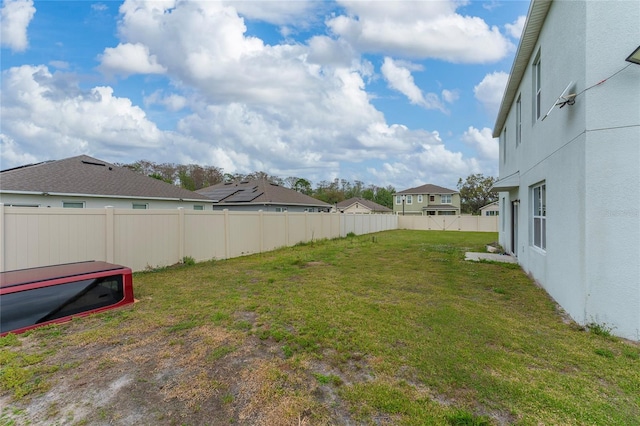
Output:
[{"xmin": 626, "ymin": 45, "xmax": 640, "ymax": 65}]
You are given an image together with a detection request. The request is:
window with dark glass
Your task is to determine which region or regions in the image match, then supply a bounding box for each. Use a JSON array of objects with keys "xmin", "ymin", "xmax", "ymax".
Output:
[{"xmin": 0, "ymin": 276, "xmax": 124, "ymax": 333}]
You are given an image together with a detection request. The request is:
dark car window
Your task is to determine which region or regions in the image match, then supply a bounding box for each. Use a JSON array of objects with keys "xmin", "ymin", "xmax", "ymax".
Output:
[{"xmin": 0, "ymin": 276, "xmax": 123, "ymax": 334}]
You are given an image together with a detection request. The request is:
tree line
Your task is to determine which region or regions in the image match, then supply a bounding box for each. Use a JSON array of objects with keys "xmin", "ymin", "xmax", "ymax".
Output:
[{"xmin": 119, "ymin": 160, "xmax": 497, "ymax": 213}]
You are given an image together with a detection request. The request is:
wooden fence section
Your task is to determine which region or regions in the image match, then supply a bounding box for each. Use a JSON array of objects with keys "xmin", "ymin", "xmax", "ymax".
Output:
[
  {"xmin": 0, "ymin": 206, "xmax": 397, "ymax": 272},
  {"xmin": 398, "ymin": 215, "xmax": 498, "ymax": 232}
]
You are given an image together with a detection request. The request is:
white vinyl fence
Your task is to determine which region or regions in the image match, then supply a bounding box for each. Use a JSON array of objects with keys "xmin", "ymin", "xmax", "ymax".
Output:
[
  {"xmin": 398, "ymin": 214, "xmax": 498, "ymax": 232},
  {"xmin": 0, "ymin": 206, "xmax": 498, "ymax": 273},
  {"xmin": 0, "ymin": 206, "xmax": 397, "ymax": 272}
]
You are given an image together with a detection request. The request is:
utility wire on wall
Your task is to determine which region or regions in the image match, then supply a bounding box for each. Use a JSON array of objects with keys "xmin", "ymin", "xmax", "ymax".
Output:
[{"xmin": 574, "ymin": 63, "xmax": 633, "ymax": 98}]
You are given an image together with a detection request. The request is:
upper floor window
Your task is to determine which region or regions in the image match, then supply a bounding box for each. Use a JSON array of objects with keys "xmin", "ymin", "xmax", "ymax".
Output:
[
  {"xmin": 406, "ymin": 195, "xmax": 413, "ymax": 205},
  {"xmin": 441, "ymin": 194, "xmax": 452, "ymax": 204},
  {"xmin": 193, "ymin": 205, "xmax": 204, "ymax": 211},
  {"xmin": 396, "ymin": 195, "xmax": 403, "ymax": 204},
  {"xmin": 533, "ymin": 51, "xmax": 542, "ymax": 120},
  {"xmin": 63, "ymin": 202, "xmax": 84, "ymax": 208},
  {"xmin": 430, "ymin": 195, "xmax": 435, "ymax": 202},
  {"xmin": 417, "ymin": 195, "xmax": 423, "ymax": 203},
  {"xmin": 532, "ymin": 182, "xmax": 546, "ymax": 250},
  {"xmin": 132, "ymin": 203, "xmax": 148, "ymax": 209},
  {"xmin": 516, "ymin": 94, "xmax": 522, "ymax": 145}
]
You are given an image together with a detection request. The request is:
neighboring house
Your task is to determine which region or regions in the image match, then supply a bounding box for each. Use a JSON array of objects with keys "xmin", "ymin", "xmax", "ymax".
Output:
[
  {"xmin": 492, "ymin": 0, "xmax": 640, "ymax": 340},
  {"xmin": 394, "ymin": 184, "xmax": 460, "ymax": 216},
  {"xmin": 479, "ymin": 201, "xmax": 499, "ymax": 217},
  {"xmin": 336, "ymin": 197, "xmax": 392, "ymax": 214},
  {"xmin": 197, "ymin": 179, "xmax": 332, "ymax": 212},
  {"xmin": 0, "ymin": 155, "xmax": 212, "ymax": 210}
]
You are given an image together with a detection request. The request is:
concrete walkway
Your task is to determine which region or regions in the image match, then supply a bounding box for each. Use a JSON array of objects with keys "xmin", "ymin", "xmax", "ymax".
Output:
[{"xmin": 465, "ymin": 252, "xmax": 517, "ymax": 264}]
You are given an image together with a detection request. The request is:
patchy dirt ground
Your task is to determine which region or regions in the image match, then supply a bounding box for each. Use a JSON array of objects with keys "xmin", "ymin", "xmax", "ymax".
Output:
[{"xmin": 1, "ymin": 319, "xmax": 369, "ymax": 426}]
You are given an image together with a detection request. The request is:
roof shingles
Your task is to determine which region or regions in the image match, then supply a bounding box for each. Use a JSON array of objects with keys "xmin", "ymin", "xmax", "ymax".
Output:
[
  {"xmin": 198, "ymin": 179, "xmax": 330, "ymax": 207},
  {"xmin": 0, "ymin": 155, "xmax": 210, "ymax": 201}
]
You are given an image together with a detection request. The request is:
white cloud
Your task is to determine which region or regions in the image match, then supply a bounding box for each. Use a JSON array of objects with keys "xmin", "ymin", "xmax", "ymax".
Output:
[
  {"xmin": 462, "ymin": 126, "xmax": 498, "ymax": 160},
  {"xmin": 144, "ymin": 91, "xmax": 187, "ymax": 112},
  {"xmin": 371, "ymin": 142, "xmax": 480, "ymax": 190},
  {"xmin": 98, "ymin": 43, "xmax": 167, "ymax": 76},
  {"xmin": 1, "ymin": 65, "xmax": 168, "ymax": 164},
  {"xmin": 441, "ymin": 89, "xmax": 459, "ymax": 104},
  {"xmin": 474, "ymin": 71, "xmax": 509, "ymax": 116},
  {"xmin": 307, "ymin": 36, "xmax": 355, "ymax": 67},
  {"xmin": 0, "ymin": 0, "xmax": 35, "ymax": 52},
  {"xmin": 328, "ymin": 0, "xmax": 512, "ymax": 63},
  {"xmin": 381, "ymin": 57, "xmax": 445, "ymax": 111},
  {"xmin": 227, "ymin": 0, "xmax": 320, "ymax": 26},
  {"xmin": 1, "ymin": 0, "xmax": 504, "ymax": 187},
  {"xmin": 505, "ymin": 15, "xmax": 526, "ymax": 39}
]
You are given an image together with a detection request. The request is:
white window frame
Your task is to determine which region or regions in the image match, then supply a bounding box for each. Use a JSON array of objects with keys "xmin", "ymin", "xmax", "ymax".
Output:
[
  {"xmin": 63, "ymin": 201, "xmax": 85, "ymax": 208},
  {"xmin": 405, "ymin": 195, "xmax": 413, "ymax": 205},
  {"xmin": 533, "ymin": 51, "xmax": 542, "ymax": 121},
  {"xmin": 193, "ymin": 205, "xmax": 204, "ymax": 211},
  {"xmin": 417, "ymin": 195, "xmax": 423, "ymax": 203},
  {"xmin": 503, "ymin": 128, "xmax": 507, "ymax": 163},
  {"xmin": 516, "ymin": 94, "xmax": 522, "ymax": 146},
  {"xmin": 275, "ymin": 207, "xmax": 287, "ymax": 212},
  {"xmin": 532, "ymin": 182, "xmax": 546, "ymax": 250},
  {"xmin": 396, "ymin": 195, "xmax": 403, "ymax": 205},
  {"xmin": 441, "ymin": 194, "xmax": 452, "ymax": 204}
]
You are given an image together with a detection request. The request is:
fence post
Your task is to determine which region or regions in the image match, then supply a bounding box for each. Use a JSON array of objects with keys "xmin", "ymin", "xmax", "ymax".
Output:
[
  {"xmin": 285, "ymin": 211, "xmax": 290, "ymax": 246},
  {"xmin": 224, "ymin": 209, "xmax": 230, "ymax": 259},
  {"xmin": 178, "ymin": 208, "xmax": 185, "ymax": 262},
  {"xmin": 0, "ymin": 203, "xmax": 4, "ymax": 272},
  {"xmin": 259, "ymin": 210, "xmax": 264, "ymax": 253},
  {"xmin": 105, "ymin": 206, "xmax": 115, "ymax": 263}
]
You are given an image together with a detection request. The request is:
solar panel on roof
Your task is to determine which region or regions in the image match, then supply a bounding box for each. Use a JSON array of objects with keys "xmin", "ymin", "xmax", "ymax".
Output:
[
  {"xmin": 199, "ymin": 188, "xmax": 240, "ymax": 200},
  {"xmin": 225, "ymin": 189, "xmax": 263, "ymax": 202}
]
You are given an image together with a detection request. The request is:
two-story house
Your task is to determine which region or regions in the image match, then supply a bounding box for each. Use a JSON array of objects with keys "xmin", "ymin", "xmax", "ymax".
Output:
[
  {"xmin": 492, "ymin": 0, "xmax": 640, "ymax": 340},
  {"xmin": 393, "ymin": 184, "xmax": 460, "ymax": 216}
]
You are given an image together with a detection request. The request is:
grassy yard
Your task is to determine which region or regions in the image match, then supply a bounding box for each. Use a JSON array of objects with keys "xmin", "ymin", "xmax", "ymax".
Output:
[{"xmin": 1, "ymin": 230, "xmax": 639, "ymax": 425}]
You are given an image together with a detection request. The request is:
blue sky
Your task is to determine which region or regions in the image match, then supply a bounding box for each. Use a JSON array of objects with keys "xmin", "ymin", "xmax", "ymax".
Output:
[{"xmin": 1, "ymin": 0, "xmax": 530, "ymax": 190}]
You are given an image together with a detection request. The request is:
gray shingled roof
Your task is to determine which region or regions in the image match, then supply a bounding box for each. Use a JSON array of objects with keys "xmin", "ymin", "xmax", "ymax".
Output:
[
  {"xmin": 197, "ymin": 179, "xmax": 331, "ymax": 207},
  {"xmin": 336, "ymin": 197, "xmax": 392, "ymax": 212},
  {"xmin": 0, "ymin": 155, "xmax": 211, "ymax": 201},
  {"xmin": 397, "ymin": 184, "xmax": 457, "ymax": 195}
]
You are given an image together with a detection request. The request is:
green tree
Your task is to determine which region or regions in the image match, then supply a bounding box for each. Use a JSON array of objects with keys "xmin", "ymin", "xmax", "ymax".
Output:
[
  {"xmin": 293, "ymin": 178, "xmax": 313, "ymax": 195},
  {"xmin": 314, "ymin": 179, "xmax": 344, "ymax": 205},
  {"xmin": 374, "ymin": 185, "xmax": 395, "ymax": 209},
  {"xmin": 457, "ymin": 174, "xmax": 498, "ymax": 214}
]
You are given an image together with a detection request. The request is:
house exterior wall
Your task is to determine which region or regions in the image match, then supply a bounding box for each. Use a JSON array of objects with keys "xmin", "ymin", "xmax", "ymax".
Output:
[
  {"xmin": 393, "ymin": 193, "xmax": 461, "ymax": 215},
  {"xmin": 0, "ymin": 193, "xmax": 209, "ymax": 210},
  {"xmin": 341, "ymin": 203, "xmax": 372, "ymax": 214},
  {"xmin": 479, "ymin": 203, "xmax": 499, "ymax": 216},
  {"xmin": 496, "ymin": 0, "xmax": 640, "ymax": 340}
]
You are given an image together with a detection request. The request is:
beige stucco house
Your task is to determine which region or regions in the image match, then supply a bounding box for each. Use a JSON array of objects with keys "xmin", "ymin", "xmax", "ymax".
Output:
[{"xmin": 336, "ymin": 198, "xmax": 392, "ymax": 214}]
